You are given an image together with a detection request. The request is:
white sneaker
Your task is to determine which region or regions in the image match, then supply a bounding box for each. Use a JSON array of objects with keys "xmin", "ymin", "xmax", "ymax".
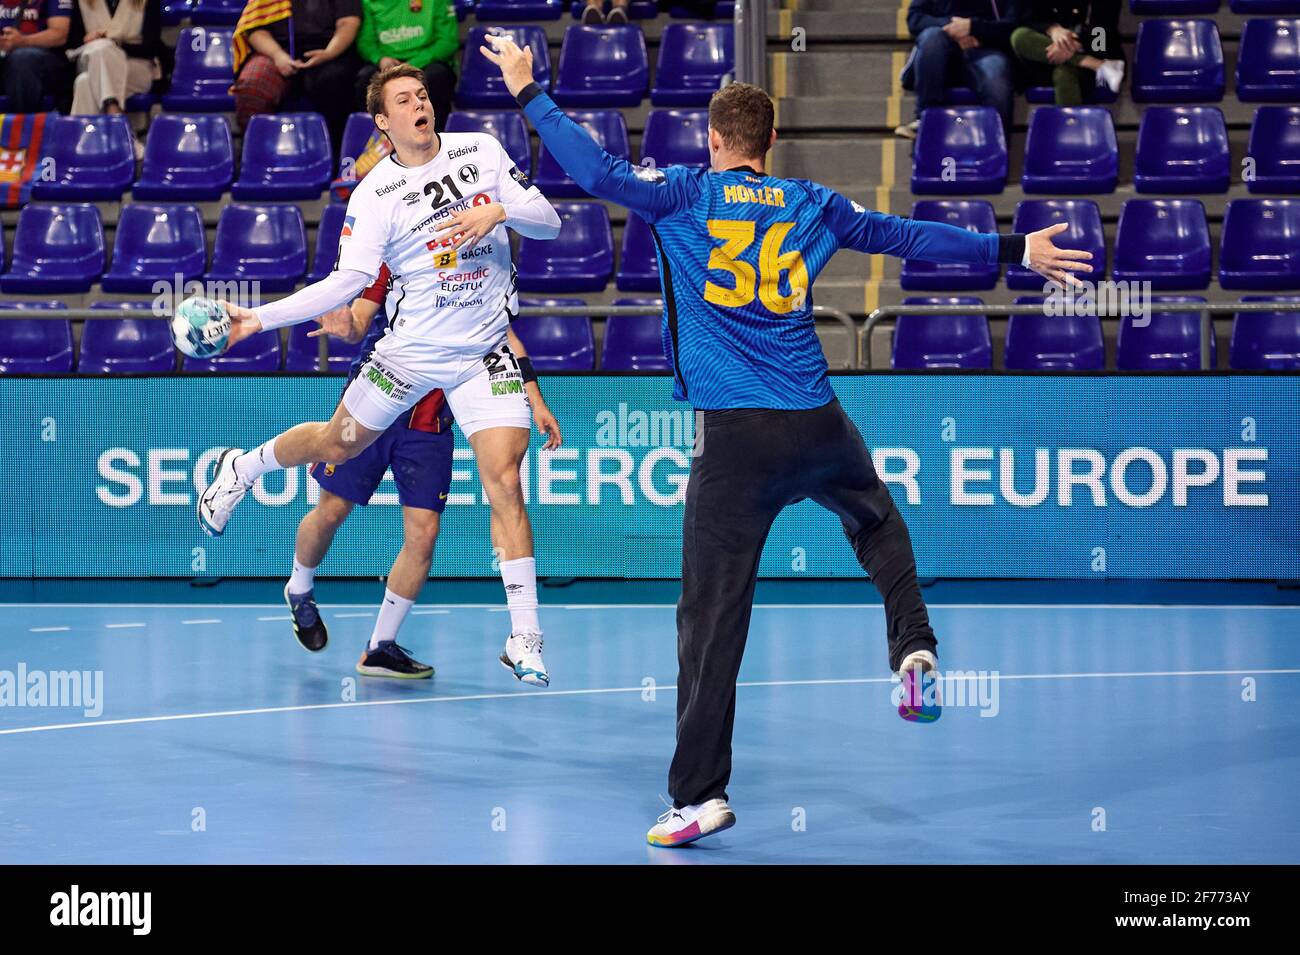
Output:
[
  {"xmin": 898, "ymin": 649, "xmax": 937, "ymax": 676},
  {"xmin": 500, "ymin": 631, "xmax": 549, "ymax": 687},
  {"xmin": 197, "ymin": 448, "xmax": 250, "ymax": 537},
  {"xmin": 647, "ymin": 798, "xmax": 736, "ymax": 848},
  {"xmin": 1095, "ymin": 58, "xmax": 1125, "ymax": 94},
  {"xmin": 894, "ymin": 118, "xmax": 921, "ymax": 140}
]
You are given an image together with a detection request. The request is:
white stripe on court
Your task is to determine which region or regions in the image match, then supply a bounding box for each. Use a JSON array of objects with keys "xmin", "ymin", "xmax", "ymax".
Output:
[
  {"xmin": 181, "ymin": 619, "xmax": 221, "ymax": 626},
  {"xmin": 29, "ymin": 626, "xmax": 69, "ymax": 633},
  {"xmin": 0, "ymin": 668, "xmax": 1296, "ymax": 738},
  {"xmin": 333, "ymin": 612, "xmax": 374, "ymax": 619},
  {"xmin": 411, "ymin": 610, "xmax": 450, "ymax": 615},
  {"xmin": 104, "ymin": 622, "xmax": 144, "ymax": 629}
]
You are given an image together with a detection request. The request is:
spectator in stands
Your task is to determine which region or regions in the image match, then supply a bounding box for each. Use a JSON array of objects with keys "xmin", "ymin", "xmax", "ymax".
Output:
[
  {"xmin": 896, "ymin": 0, "xmax": 1020, "ymax": 141},
  {"xmin": 67, "ymin": 0, "xmax": 170, "ymax": 128},
  {"xmin": 581, "ymin": 0, "xmax": 629, "ymax": 24},
  {"xmin": 231, "ymin": 0, "xmax": 362, "ymax": 154},
  {"xmin": 0, "ymin": 0, "xmax": 73, "ymax": 113},
  {"xmin": 1010, "ymin": 0, "xmax": 1124, "ymax": 105},
  {"xmin": 354, "ymin": 0, "xmax": 457, "ymax": 133}
]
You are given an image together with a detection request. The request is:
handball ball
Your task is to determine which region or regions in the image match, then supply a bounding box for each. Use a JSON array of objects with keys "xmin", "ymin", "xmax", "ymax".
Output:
[{"xmin": 172, "ymin": 296, "xmax": 231, "ymax": 359}]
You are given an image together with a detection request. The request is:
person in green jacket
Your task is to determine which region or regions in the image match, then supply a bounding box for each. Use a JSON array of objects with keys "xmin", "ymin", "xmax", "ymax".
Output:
[{"xmin": 355, "ymin": 0, "xmax": 458, "ymax": 132}]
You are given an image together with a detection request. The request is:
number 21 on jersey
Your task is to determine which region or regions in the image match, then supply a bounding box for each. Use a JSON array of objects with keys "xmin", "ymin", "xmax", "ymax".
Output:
[{"xmin": 703, "ymin": 219, "xmax": 809, "ymax": 315}]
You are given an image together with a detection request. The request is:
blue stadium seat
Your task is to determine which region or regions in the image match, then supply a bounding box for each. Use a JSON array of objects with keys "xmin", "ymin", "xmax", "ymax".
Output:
[
  {"xmin": 899, "ymin": 200, "xmax": 1000, "ymax": 291},
  {"xmin": 1247, "ymin": 107, "xmax": 1300, "ymax": 194},
  {"xmin": 1130, "ymin": 1, "xmax": 1219, "ymax": 12},
  {"xmin": 553, "ymin": 25, "xmax": 649, "ymax": 106},
  {"xmin": 1219, "ymin": 198, "xmax": 1300, "ymax": 289},
  {"xmin": 476, "ymin": 0, "xmax": 565, "ymax": 18},
  {"xmin": 640, "ymin": 108, "xmax": 709, "ymax": 167},
  {"xmin": 651, "ymin": 23, "xmax": 734, "ymax": 106},
  {"xmin": 0, "ymin": 307, "xmax": 74, "ymax": 374},
  {"xmin": 183, "ymin": 330, "xmax": 282, "ymax": 373},
  {"xmin": 603, "ymin": 298, "xmax": 669, "ymax": 370},
  {"xmin": 1005, "ymin": 298, "xmax": 1105, "ymax": 370},
  {"xmin": 445, "ymin": 110, "xmax": 534, "ymax": 174},
  {"xmin": 189, "ymin": 0, "xmax": 242, "ymax": 24},
  {"xmin": 332, "ymin": 112, "xmax": 377, "ymax": 202},
  {"xmin": 1132, "ymin": 19, "xmax": 1224, "ymax": 102},
  {"xmin": 1236, "ymin": 19, "xmax": 1300, "ymax": 102},
  {"xmin": 80, "ymin": 303, "xmax": 177, "ymax": 375},
  {"xmin": 1024, "ymin": 85, "xmax": 1118, "ymax": 105},
  {"xmin": 1021, "ymin": 107, "xmax": 1118, "ymax": 194},
  {"xmin": 232, "ymin": 113, "xmax": 333, "ymax": 200},
  {"xmin": 309, "ymin": 203, "xmax": 348, "ymax": 284},
  {"xmin": 161, "ymin": 0, "xmax": 193, "ymax": 25},
  {"xmin": 134, "ymin": 114, "xmax": 234, "ymax": 201},
  {"xmin": 31, "ymin": 115, "xmax": 135, "ymax": 201},
  {"xmin": 205, "ymin": 204, "xmax": 307, "ymax": 293},
  {"xmin": 515, "ymin": 298, "xmax": 596, "ymax": 370},
  {"xmin": 163, "ymin": 28, "xmax": 236, "ymax": 112},
  {"xmin": 457, "ymin": 26, "xmax": 551, "ymax": 107},
  {"xmin": 0, "ymin": 204, "xmax": 104, "ymax": 294},
  {"xmin": 1134, "ymin": 106, "xmax": 1230, "ymax": 193},
  {"xmin": 102, "ymin": 204, "xmax": 207, "ymax": 294},
  {"xmin": 456, "ymin": 0, "xmax": 476, "ymax": 19},
  {"xmin": 892, "ymin": 297, "xmax": 992, "ymax": 369},
  {"xmin": 910, "ymin": 107, "xmax": 1007, "ymax": 195},
  {"xmin": 1112, "ymin": 198, "xmax": 1211, "ymax": 290},
  {"xmin": 1116, "ymin": 295, "xmax": 1215, "ymax": 370},
  {"xmin": 1231, "ymin": 0, "xmax": 1300, "ymax": 10},
  {"xmin": 285, "ymin": 323, "xmax": 362, "ymax": 373},
  {"xmin": 616, "ymin": 213, "xmax": 660, "ymax": 292},
  {"xmin": 536, "ymin": 110, "xmax": 630, "ymax": 196},
  {"xmin": 1230, "ymin": 296, "xmax": 1300, "ymax": 368},
  {"xmin": 1006, "ymin": 199, "xmax": 1106, "ymax": 290},
  {"xmin": 517, "ymin": 201, "xmax": 613, "ymax": 292}
]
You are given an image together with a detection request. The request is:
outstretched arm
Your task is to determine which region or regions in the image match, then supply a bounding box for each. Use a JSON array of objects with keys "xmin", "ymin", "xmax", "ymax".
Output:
[{"xmin": 481, "ymin": 34, "xmax": 697, "ymax": 223}]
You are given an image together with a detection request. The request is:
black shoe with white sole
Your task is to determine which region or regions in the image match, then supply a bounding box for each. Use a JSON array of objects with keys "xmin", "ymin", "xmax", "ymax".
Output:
[{"xmin": 285, "ymin": 585, "xmax": 328, "ymax": 652}]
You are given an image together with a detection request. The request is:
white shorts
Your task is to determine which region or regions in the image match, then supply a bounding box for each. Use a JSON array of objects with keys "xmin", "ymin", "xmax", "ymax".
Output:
[{"xmin": 341, "ymin": 335, "xmax": 532, "ymax": 439}]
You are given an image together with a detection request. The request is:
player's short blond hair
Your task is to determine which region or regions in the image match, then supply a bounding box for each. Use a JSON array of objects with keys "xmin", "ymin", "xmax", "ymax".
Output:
[{"xmin": 366, "ymin": 64, "xmax": 428, "ymax": 121}]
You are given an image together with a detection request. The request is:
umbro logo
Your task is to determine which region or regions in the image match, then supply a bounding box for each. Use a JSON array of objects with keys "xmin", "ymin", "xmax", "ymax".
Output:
[
  {"xmin": 505, "ymin": 584, "xmax": 524, "ymax": 593},
  {"xmin": 403, "ymin": 192, "xmax": 420, "ymax": 204}
]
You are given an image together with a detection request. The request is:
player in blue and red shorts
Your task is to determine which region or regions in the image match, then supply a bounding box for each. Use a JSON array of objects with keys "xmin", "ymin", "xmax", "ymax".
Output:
[{"xmin": 285, "ymin": 265, "xmax": 454, "ymax": 679}]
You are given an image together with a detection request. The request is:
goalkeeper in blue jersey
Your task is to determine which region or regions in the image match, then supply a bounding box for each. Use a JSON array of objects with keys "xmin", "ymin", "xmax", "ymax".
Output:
[{"xmin": 483, "ymin": 36, "xmax": 1092, "ymax": 848}]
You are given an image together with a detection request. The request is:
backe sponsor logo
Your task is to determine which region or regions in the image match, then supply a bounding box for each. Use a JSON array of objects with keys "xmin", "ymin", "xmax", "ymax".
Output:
[{"xmin": 50, "ymin": 885, "xmax": 151, "ymax": 936}]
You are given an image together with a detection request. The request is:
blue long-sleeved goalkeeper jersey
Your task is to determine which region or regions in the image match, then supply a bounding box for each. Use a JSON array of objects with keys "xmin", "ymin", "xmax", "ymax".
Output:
[{"xmin": 520, "ymin": 85, "xmax": 1022, "ymax": 409}]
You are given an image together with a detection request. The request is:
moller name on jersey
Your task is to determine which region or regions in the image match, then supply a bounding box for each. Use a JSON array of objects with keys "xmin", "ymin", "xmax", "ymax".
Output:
[{"xmin": 722, "ymin": 184, "xmax": 786, "ymax": 208}]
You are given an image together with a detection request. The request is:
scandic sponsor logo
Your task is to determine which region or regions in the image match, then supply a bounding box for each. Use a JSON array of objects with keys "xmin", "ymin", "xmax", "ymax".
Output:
[
  {"xmin": 92, "ymin": 444, "xmax": 1274, "ymax": 511},
  {"xmin": 50, "ymin": 885, "xmax": 151, "ymax": 935}
]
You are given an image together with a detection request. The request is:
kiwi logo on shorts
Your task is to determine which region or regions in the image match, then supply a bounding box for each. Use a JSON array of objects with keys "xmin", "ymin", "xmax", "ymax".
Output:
[{"xmin": 366, "ymin": 365, "xmax": 394, "ymax": 396}]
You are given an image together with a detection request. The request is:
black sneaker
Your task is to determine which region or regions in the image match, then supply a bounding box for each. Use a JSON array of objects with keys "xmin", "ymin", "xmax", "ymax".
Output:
[
  {"xmin": 581, "ymin": 4, "xmax": 603, "ymax": 24},
  {"xmin": 356, "ymin": 641, "xmax": 434, "ymax": 680},
  {"xmin": 607, "ymin": 5, "xmax": 629, "ymax": 24},
  {"xmin": 285, "ymin": 584, "xmax": 328, "ymax": 652}
]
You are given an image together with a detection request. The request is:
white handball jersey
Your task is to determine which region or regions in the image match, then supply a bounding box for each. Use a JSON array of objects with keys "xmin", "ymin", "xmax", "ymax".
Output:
[{"xmin": 335, "ymin": 132, "xmax": 549, "ymax": 354}]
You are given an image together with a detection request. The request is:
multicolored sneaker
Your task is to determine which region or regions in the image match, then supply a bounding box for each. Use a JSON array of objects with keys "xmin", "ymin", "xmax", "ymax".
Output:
[
  {"xmin": 897, "ymin": 649, "xmax": 942, "ymax": 723},
  {"xmin": 499, "ymin": 631, "xmax": 549, "ymax": 687},
  {"xmin": 646, "ymin": 799, "xmax": 736, "ymax": 848},
  {"xmin": 356, "ymin": 641, "xmax": 434, "ymax": 679},
  {"xmin": 197, "ymin": 447, "xmax": 250, "ymax": 537},
  {"xmin": 285, "ymin": 584, "xmax": 328, "ymax": 653}
]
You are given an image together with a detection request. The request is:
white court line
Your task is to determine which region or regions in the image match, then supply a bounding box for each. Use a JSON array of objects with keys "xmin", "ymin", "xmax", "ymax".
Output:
[
  {"xmin": 333, "ymin": 612, "xmax": 374, "ymax": 619},
  {"xmin": 256, "ymin": 615, "xmax": 290, "ymax": 622},
  {"xmin": 2, "ymin": 602, "xmax": 1297, "ymax": 610},
  {"xmin": 1, "ymin": 668, "xmax": 1296, "ymax": 738},
  {"xmin": 411, "ymin": 610, "xmax": 450, "ymax": 616},
  {"xmin": 104, "ymin": 623, "xmax": 144, "ymax": 629},
  {"xmin": 29, "ymin": 626, "xmax": 69, "ymax": 633},
  {"xmin": 181, "ymin": 619, "xmax": 221, "ymax": 626}
]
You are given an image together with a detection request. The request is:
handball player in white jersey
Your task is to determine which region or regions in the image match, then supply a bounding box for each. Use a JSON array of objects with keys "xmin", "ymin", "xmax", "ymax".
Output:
[{"xmin": 198, "ymin": 64, "xmax": 563, "ymax": 687}]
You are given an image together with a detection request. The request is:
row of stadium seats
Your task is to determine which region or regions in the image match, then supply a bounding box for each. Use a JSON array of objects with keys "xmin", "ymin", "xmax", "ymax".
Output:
[
  {"xmin": 897, "ymin": 198, "xmax": 1298, "ymax": 291},
  {"xmin": 161, "ymin": 24, "xmax": 730, "ymax": 114},
  {"xmin": 29, "ymin": 109, "xmax": 708, "ymax": 202},
  {"xmin": 6, "ymin": 197, "xmax": 1296, "ymax": 297},
  {"xmin": 893, "ymin": 296, "xmax": 1300, "ymax": 370},
  {"xmin": 912, "ymin": 105, "xmax": 1300, "ymax": 195},
  {"xmin": 3, "ymin": 300, "xmax": 1297, "ymax": 373},
  {"xmin": 160, "ymin": 0, "xmax": 732, "ymax": 26},
  {"xmin": 0, "ymin": 300, "xmax": 669, "ymax": 374},
  {"xmin": 0, "ymin": 202, "xmax": 663, "ymax": 295}
]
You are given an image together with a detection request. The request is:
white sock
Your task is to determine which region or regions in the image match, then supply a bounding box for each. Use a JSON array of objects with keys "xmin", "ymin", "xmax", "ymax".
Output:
[
  {"xmin": 288, "ymin": 558, "xmax": 316, "ymax": 595},
  {"xmin": 500, "ymin": 556, "xmax": 541, "ymax": 635},
  {"xmin": 234, "ymin": 439, "xmax": 281, "ymax": 484},
  {"xmin": 369, "ymin": 588, "xmax": 414, "ymax": 650}
]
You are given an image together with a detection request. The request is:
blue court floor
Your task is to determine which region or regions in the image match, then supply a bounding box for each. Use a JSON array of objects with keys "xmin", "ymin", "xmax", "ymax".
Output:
[{"xmin": 1, "ymin": 584, "xmax": 1297, "ymax": 864}]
